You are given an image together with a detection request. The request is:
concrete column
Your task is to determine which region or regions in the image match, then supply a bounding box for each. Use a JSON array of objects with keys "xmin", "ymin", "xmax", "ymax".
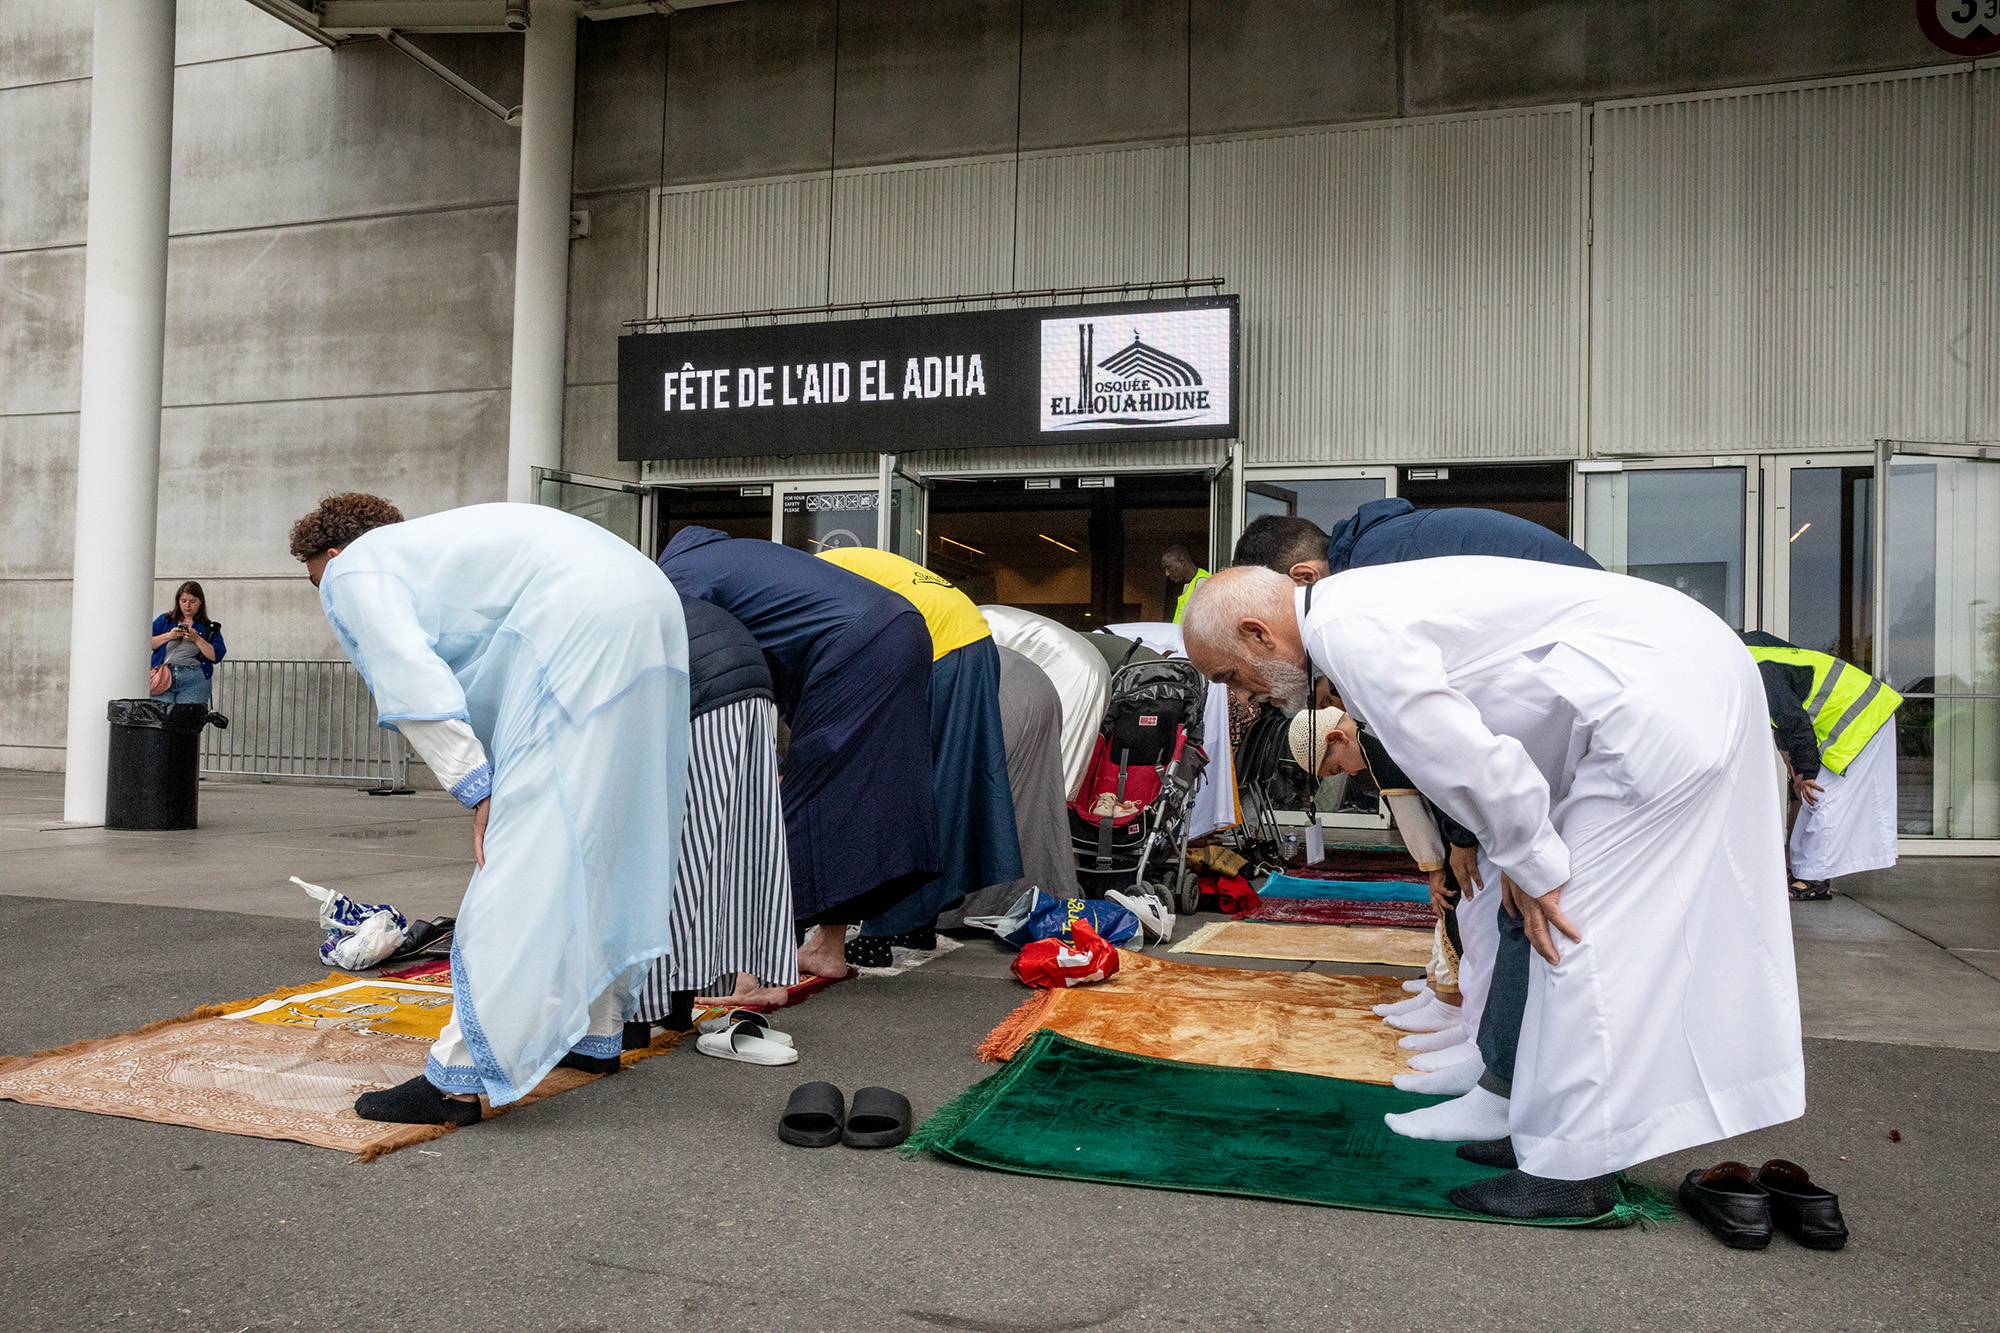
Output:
[
  {"xmin": 505, "ymin": 0, "xmax": 579, "ymax": 503},
  {"xmin": 62, "ymin": 0, "xmax": 178, "ymax": 825}
]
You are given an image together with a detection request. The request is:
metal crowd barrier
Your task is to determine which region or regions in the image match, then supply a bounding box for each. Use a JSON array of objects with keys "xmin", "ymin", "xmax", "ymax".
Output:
[{"xmin": 200, "ymin": 659, "xmax": 409, "ymax": 789}]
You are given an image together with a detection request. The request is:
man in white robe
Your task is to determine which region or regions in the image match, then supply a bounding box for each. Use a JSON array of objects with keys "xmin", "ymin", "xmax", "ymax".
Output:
[
  {"xmin": 292, "ymin": 495, "xmax": 690, "ymax": 1124},
  {"xmin": 1182, "ymin": 561, "xmax": 1802, "ymax": 1218}
]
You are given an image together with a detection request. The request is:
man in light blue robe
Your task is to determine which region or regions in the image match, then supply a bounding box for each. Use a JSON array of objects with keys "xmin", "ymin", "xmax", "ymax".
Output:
[{"xmin": 291, "ymin": 495, "xmax": 690, "ymax": 1124}]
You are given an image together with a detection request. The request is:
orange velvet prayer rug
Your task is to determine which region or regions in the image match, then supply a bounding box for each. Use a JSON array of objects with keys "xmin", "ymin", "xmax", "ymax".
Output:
[
  {"xmin": 979, "ymin": 949, "xmax": 1413, "ymax": 1084},
  {"xmin": 1171, "ymin": 919, "xmax": 1434, "ymax": 967},
  {"xmin": 0, "ymin": 975, "xmax": 678, "ymax": 1161}
]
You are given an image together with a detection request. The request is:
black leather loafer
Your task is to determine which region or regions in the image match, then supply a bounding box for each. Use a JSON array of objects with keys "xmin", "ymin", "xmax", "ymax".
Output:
[
  {"xmin": 1757, "ymin": 1159, "xmax": 1849, "ymax": 1250},
  {"xmin": 1679, "ymin": 1161, "xmax": 1772, "ymax": 1249}
]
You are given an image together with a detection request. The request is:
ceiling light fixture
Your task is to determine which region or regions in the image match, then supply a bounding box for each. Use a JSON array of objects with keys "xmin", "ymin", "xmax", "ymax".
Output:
[
  {"xmin": 939, "ymin": 535, "xmax": 985, "ymax": 555},
  {"xmin": 1788, "ymin": 522, "xmax": 1812, "ymax": 543},
  {"xmin": 1039, "ymin": 534, "xmax": 1078, "ymax": 553}
]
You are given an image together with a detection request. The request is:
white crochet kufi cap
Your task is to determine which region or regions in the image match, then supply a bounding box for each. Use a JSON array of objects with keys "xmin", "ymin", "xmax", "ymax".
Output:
[{"xmin": 1286, "ymin": 704, "xmax": 1347, "ymax": 774}]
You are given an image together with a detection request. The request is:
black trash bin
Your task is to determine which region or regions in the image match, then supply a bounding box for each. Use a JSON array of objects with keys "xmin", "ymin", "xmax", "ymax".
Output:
[{"xmin": 105, "ymin": 699, "xmax": 228, "ymax": 831}]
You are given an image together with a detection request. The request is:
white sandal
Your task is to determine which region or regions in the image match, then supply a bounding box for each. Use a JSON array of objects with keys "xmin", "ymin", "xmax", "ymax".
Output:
[
  {"xmin": 695, "ymin": 1020, "xmax": 799, "ymax": 1066},
  {"xmin": 695, "ymin": 1008, "xmax": 793, "ymax": 1046}
]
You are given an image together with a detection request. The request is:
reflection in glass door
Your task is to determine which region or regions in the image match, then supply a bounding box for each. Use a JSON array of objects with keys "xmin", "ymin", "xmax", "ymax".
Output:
[
  {"xmin": 1877, "ymin": 449, "xmax": 1999, "ymax": 840},
  {"xmin": 1582, "ymin": 465, "xmax": 1748, "ymax": 628},
  {"xmin": 532, "ymin": 469, "xmax": 646, "ymax": 550},
  {"xmin": 1778, "ymin": 459, "xmax": 1874, "ymax": 667},
  {"xmin": 778, "ymin": 484, "xmax": 879, "ymax": 553},
  {"xmin": 878, "ymin": 455, "xmax": 928, "ymax": 564}
]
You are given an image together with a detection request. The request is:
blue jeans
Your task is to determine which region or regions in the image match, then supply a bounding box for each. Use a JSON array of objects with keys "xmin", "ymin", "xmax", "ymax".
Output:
[{"xmin": 161, "ymin": 664, "xmax": 211, "ymax": 706}]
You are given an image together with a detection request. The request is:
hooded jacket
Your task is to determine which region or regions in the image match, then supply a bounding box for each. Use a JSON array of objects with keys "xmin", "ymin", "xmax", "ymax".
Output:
[{"xmin": 1326, "ymin": 498, "xmax": 1599, "ymax": 575}]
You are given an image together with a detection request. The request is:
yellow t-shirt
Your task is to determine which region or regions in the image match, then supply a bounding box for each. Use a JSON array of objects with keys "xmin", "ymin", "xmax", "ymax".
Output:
[{"xmin": 818, "ymin": 548, "xmax": 990, "ymax": 660}]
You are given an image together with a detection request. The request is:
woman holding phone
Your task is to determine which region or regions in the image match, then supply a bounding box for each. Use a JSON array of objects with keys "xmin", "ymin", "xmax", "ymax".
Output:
[{"xmin": 149, "ymin": 581, "xmax": 226, "ymax": 705}]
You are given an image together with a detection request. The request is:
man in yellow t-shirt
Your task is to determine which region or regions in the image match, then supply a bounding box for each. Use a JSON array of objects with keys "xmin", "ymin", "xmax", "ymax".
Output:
[
  {"xmin": 1163, "ymin": 543, "xmax": 1210, "ymax": 625},
  {"xmin": 818, "ymin": 548, "xmax": 1022, "ymax": 964}
]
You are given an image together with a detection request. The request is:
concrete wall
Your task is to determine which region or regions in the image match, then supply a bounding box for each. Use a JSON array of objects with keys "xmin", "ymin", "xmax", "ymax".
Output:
[
  {"xmin": 1, "ymin": 0, "xmax": 1963, "ymax": 769},
  {"xmin": 1, "ymin": 0, "xmax": 518, "ymax": 769}
]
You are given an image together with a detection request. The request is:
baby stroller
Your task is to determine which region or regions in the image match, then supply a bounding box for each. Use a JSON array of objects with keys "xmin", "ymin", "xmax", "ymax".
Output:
[{"xmin": 1068, "ymin": 657, "xmax": 1210, "ymax": 913}]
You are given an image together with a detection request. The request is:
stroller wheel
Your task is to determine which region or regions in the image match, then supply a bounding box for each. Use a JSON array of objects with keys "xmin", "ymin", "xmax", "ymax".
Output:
[{"xmin": 1176, "ymin": 868, "xmax": 1202, "ymax": 915}]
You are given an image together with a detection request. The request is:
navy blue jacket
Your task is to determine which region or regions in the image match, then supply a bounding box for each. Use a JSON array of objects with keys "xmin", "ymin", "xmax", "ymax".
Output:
[
  {"xmin": 1327, "ymin": 498, "xmax": 1599, "ymax": 575},
  {"xmin": 149, "ymin": 614, "xmax": 227, "ymax": 678},
  {"xmin": 658, "ymin": 526, "xmax": 903, "ymax": 720},
  {"xmin": 681, "ymin": 594, "xmax": 774, "ymax": 719}
]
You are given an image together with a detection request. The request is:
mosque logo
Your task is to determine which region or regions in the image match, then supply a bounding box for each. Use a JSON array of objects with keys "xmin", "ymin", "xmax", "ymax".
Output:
[{"xmin": 1039, "ymin": 306, "xmax": 1233, "ymax": 433}]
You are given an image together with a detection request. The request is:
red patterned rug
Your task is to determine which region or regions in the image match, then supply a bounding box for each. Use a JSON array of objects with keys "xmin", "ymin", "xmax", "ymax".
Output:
[{"xmin": 1242, "ymin": 897, "xmax": 1436, "ymax": 929}]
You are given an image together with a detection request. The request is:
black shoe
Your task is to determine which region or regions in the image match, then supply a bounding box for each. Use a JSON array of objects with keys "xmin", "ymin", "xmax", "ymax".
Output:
[
  {"xmin": 1757, "ymin": 1160, "xmax": 1849, "ymax": 1250},
  {"xmin": 557, "ymin": 1051, "xmax": 622, "ymax": 1075},
  {"xmin": 354, "ymin": 1075, "xmax": 481, "ymax": 1126},
  {"xmin": 1456, "ymin": 1137, "xmax": 1518, "ymax": 1170},
  {"xmin": 622, "ymin": 1020, "xmax": 655, "ymax": 1052},
  {"xmin": 1678, "ymin": 1162, "xmax": 1773, "ymax": 1249},
  {"xmin": 1448, "ymin": 1170, "xmax": 1621, "ymax": 1219},
  {"xmin": 845, "ymin": 935, "xmax": 894, "ymax": 968}
]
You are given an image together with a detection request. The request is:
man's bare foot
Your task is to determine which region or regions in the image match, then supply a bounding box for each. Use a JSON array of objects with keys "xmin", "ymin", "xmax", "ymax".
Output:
[
  {"xmin": 694, "ymin": 971, "xmax": 794, "ymax": 1009},
  {"xmin": 795, "ymin": 925, "xmax": 856, "ymax": 981}
]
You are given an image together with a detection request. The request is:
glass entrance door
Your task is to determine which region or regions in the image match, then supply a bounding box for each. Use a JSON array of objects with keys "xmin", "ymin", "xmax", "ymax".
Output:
[
  {"xmin": 532, "ymin": 468, "xmax": 647, "ymax": 551},
  {"xmin": 1581, "ymin": 462, "xmax": 1751, "ymax": 629},
  {"xmin": 878, "ymin": 455, "xmax": 929, "ymax": 564},
  {"xmin": 1876, "ymin": 444, "xmax": 1999, "ymax": 841},
  {"xmin": 776, "ymin": 481, "xmax": 879, "ymax": 553},
  {"xmin": 1767, "ymin": 453, "xmax": 1875, "ymax": 663}
]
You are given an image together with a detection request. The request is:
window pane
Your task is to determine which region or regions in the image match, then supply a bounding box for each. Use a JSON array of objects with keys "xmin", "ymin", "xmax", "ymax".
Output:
[
  {"xmin": 781, "ymin": 489, "xmax": 878, "ymax": 552},
  {"xmin": 1785, "ymin": 466, "xmax": 1873, "ymax": 667},
  {"xmin": 1584, "ymin": 468, "xmax": 1745, "ymax": 629},
  {"xmin": 1244, "ymin": 477, "xmax": 1387, "ymax": 533}
]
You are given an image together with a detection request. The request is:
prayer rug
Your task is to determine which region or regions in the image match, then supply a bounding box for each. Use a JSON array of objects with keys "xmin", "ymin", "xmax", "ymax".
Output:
[
  {"xmin": 385, "ymin": 959, "xmax": 849, "ymax": 1015},
  {"xmin": 1259, "ymin": 872, "xmax": 1430, "ymax": 902},
  {"xmin": 0, "ymin": 976, "xmax": 679, "ymax": 1161},
  {"xmin": 979, "ymin": 949, "xmax": 1411, "ymax": 1083},
  {"xmin": 1172, "ymin": 919, "xmax": 1432, "ymax": 967},
  {"xmin": 1306, "ymin": 848, "xmax": 1423, "ymax": 874},
  {"xmin": 1244, "ymin": 897, "xmax": 1437, "ymax": 929},
  {"xmin": 910, "ymin": 1030, "xmax": 1668, "ymax": 1228},
  {"xmin": 1282, "ymin": 865, "xmax": 1427, "ymax": 883}
]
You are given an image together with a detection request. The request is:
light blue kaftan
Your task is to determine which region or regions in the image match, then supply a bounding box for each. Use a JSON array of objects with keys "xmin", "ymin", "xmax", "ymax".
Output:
[{"xmin": 319, "ymin": 503, "xmax": 689, "ymax": 1105}]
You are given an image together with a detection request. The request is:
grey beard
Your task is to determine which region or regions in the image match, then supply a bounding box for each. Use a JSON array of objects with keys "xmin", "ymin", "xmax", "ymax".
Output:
[{"xmin": 1256, "ymin": 656, "xmax": 1310, "ymax": 713}]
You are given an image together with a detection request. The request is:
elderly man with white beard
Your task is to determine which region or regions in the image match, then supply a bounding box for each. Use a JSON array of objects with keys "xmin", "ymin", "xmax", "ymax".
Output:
[{"xmin": 1180, "ymin": 561, "xmax": 1804, "ymax": 1219}]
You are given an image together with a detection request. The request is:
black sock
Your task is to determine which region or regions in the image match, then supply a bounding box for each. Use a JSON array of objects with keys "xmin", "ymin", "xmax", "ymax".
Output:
[
  {"xmin": 557, "ymin": 1051, "xmax": 621, "ymax": 1075},
  {"xmin": 1455, "ymin": 1137, "xmax": 1519, "ymax": 1170},
  {"xmin": 354, "ymin": 1074, "xmax": 481, "ymax": 1126},
  {"xmin": 1447, "ymin": 1170, "xmax": 1621, "ymax": 1220}
]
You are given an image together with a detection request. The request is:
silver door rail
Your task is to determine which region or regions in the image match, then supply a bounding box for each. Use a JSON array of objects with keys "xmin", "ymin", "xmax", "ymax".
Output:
[{"xmin": 200, "ymin": 659, "xmax": 409, "ymax": 789}]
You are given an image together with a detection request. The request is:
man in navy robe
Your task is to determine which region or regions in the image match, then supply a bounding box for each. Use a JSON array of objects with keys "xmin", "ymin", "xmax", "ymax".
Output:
[{"xmin": 658, "ymin": 527, "xmax": 939, "ymax": 983}]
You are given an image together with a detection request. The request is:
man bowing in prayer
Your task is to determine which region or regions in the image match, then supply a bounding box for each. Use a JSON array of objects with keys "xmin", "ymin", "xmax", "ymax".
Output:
[
  {"xmin": 292, "ymin": 494, "xmax": 691, "ymax": 1125},
  {"xmin": 1181, "ymin": 561, "xmax": 1803, "ymax": 1220}
]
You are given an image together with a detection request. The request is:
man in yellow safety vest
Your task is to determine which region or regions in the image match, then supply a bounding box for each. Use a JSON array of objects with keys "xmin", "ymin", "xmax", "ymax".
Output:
[
  {"xmin": 1741, "ymin": 632, "xmax": 1903, "ymax": 900},
  {"xmin": 1163, "ymin": 544, "xmax": 1210, "ymax": 625}
]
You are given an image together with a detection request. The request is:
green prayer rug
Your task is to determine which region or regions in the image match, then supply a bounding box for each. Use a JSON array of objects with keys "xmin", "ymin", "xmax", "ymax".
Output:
[{"xmin": 907, "ymin": 1031, "xmax": 1668, "ymax": 1228}]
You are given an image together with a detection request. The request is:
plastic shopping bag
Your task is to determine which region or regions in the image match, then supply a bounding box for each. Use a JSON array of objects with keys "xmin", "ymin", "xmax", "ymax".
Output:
[
  {"xmin": 966, "ymin": 888, "xmax": 1140, "ymax": 948},
  {"xmin": 291, "ymin": 875, "xmax": 410, "ymax": 969},
  {"xmin": 1011, "ymin": 918, "xmax": 1121, "ymax": 989}
]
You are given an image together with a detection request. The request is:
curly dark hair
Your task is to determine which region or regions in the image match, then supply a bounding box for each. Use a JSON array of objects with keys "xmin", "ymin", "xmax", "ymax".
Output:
[{"xmin": 289, "ymin": 493, "xmax": 405, "ymax": 562}]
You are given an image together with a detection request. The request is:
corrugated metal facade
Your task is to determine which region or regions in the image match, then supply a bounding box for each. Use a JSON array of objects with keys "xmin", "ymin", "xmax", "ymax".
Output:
[
  {"xmin": 641, "ymin": 65, "xmax": 1992, "ymax": 483},
  {"xmin": 1591, "ymin": 67, "xmax": 1988, "ymax": 456}
]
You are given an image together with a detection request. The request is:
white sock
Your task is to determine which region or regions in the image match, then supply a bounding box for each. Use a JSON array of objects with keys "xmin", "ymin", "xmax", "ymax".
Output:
[
  {"xmin": 1402, "ymin": 978, "xmax": 1427, "ymax": 993},
  {"xmin": 1384, "ymin": 1083, "xmax": 1510, "ymax": 1138},
  {"xmin": 1408, "ymin": 1040, "xmax": 1480, "ymax": 1073},
  {"xmin": 1373, "ymin": 986, "xmax": 1433, "ymax": 1017},
  {"xmin": 1399, "ymin": 1024, "xmax": 1466, "ymax": 1053},
  {"xmin": 1384, "ymin": 997, "xmax": 1464, "ymax": 1032}
]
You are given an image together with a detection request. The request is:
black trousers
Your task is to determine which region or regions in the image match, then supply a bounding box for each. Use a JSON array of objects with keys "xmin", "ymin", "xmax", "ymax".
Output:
[{"xmin": 1476, "ymin": 902, "xmax": 1530, "ymax": 1091}]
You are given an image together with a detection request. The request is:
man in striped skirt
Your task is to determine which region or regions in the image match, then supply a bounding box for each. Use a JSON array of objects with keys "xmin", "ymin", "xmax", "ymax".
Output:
[{"xmin": 637, "ymin": 596, "xmax": 799, "ymax": 1015}]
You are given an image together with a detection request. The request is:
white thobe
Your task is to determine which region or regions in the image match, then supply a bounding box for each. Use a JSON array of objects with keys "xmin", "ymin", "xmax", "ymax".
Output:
[
  {"xmin": 1790, "ymin": 725, "xmax": 1899, "ymax": 880},
  {"xmin": 1300, "ymin": 557, "xmax": 1803, "ymax": 1179},
  {"xmin": 980, "ymin": 606, "xmax": 1111, "ymax": 800},
  {"xmin": 321, "ymin": 503, "xmax": 690, "ymax": 1105}
]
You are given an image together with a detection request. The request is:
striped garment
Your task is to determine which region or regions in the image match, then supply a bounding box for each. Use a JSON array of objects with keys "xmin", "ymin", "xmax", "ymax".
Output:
[{"xmin": 637, "ymin": 697, "xmax": 797, "ymax": 1018}]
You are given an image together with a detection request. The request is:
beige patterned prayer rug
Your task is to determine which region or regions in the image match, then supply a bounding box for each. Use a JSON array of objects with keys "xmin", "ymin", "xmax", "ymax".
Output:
[
  {"xmin": 1171, "ymin": 919, "xmax": 1434, "ymax": 967},
  {"xmin": 0, "ymin": 975, "xmax": 679, "ymax": 1161},
  {"xmin": 978, "ymin": 949, "xmax": 1413, "ymax": 1084}
]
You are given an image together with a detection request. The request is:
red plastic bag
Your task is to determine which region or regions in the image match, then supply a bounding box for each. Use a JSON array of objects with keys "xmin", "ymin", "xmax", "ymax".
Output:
[{"xmin": 1011, "ymin": 918, "xmax": 1120, "ymax": 989}]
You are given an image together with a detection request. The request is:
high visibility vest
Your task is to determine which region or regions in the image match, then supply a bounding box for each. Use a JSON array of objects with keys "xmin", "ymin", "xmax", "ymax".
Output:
[
  {"xmin": 1745, "ymin": 644, "xmax": 1902, "ymax": 776},
  {"xmin": 1171, "ymin": 570, "xmax": 1211, "ymax": 626}
]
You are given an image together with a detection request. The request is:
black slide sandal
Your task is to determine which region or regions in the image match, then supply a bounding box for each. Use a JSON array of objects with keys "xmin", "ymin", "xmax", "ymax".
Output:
[
  {"xmin": 779, "ymin": 1082, "xmax": 846, "ymax": 1147},
  {"xmin": 842, "ymin": 1086, "xmax": 912, "ymax": 1149}
]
